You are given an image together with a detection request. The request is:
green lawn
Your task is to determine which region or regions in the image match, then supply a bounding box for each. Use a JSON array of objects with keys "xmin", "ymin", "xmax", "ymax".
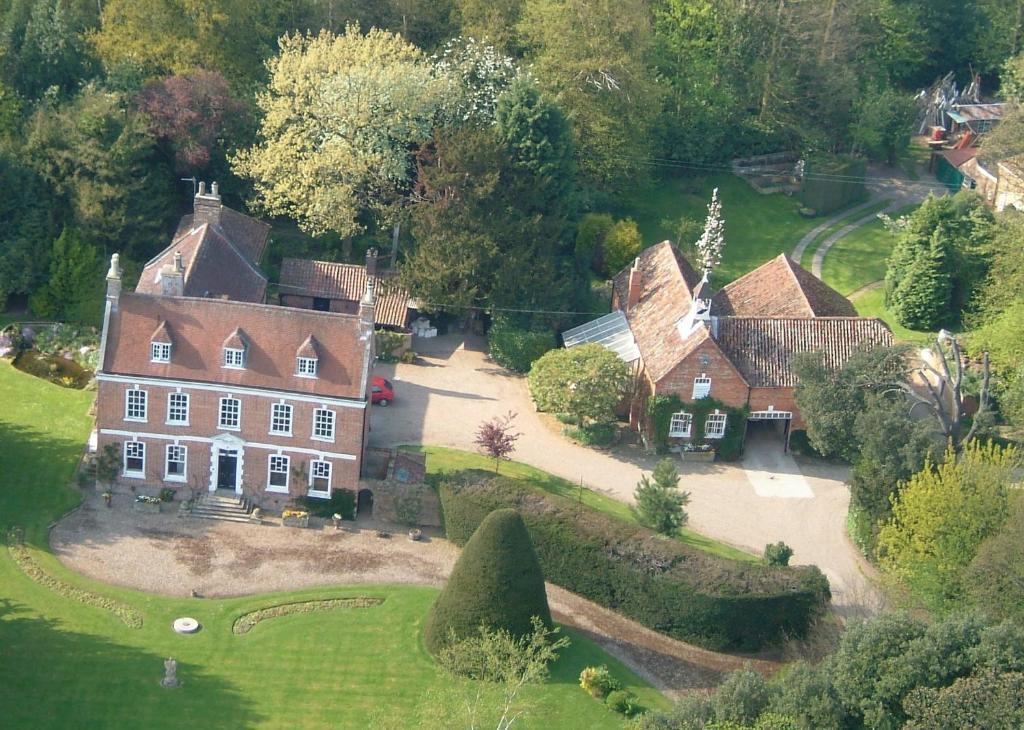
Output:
[
  {"xmin": 0, "ymin": 361, "xmax": 667, "ymax": 728},
  {"xmin": 797, "ymin": 199, "xmax": 892, "ymax": 270},
  {"xmin": 819, "ymin": 205, "xmax": 917, "ymax": 296},
  {"xmin": 404, "ymin": 445, "xmax": 759, "ymax": 563},
  {"xmin": 616, "ymin": 173, "xmax": 820, "ymax": 284},
  {"xmin": 851, "ymin": 287, "xmax": 933, "ymax": 345}
]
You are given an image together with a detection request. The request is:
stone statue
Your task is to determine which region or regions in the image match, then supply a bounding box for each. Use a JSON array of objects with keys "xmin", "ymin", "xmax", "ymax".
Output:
[{"xmin": 161, "ymin": 657, "xmax": 180, "ymax": 688}]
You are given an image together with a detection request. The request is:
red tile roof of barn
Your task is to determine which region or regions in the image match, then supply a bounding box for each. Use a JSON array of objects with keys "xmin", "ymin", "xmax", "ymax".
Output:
[
  {"xmin": 715, "ymin": 317, "xmax": 893, "ymax": 387},
  {"xmin": 278, "ymin": 258, "xmax": 411, "ymax": 329},
  {"xmin": 611, "ymin": 241, "xmax": 702, "ymax": 381},
  {"xmin": 712, "ymin": 254, "xmax": 857, "ymax": 317},
  {"xmin": 102, "ymin": 293, "xmax": 367, "ymax": 399},
  {"xmin": 136, "ymin": 223, "xmax": 268, "ymax": 303}
]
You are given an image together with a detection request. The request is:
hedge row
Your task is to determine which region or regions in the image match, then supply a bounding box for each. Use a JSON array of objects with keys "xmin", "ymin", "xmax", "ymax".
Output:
[{"xmin": 438, "ymin": 474, "xmax": 830, "ymax": 651}]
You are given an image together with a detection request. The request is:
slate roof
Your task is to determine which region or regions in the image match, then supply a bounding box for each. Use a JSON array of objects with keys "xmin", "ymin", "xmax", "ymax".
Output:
[
  {"xmin": 715, "ymin": 317, "xmax": 893, "ymax": 387},
  {"xmin": 278, "ymin": 258, "xmax": 412, "ymax": 329},
  {"xmin": 136, "ymin": 223, "xmax": 268, "ymax": 303},
  {"xmin": 712, "ymin": 253, "xmax": 857, "ymax": 318},
  {"xmin": 102, "ymin": 293, "xmax": 367, "ymax": 399},
  {"xmin": 610, "ymin": 241, "xmax": 702, "ymax": 381}
]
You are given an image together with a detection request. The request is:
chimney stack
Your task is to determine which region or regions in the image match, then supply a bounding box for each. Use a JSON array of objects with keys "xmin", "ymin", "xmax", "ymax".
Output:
[
  {"xmin": 362, "ymin": 247, "xmax": 378, "ymax": 306},
  {"xmin": 194, "ymin": 180, "xmax": 222, "ymax": 226},
  {"xmin": 626, "ymin": 257, "xmax": 642, "ymax": 309},
  {"xmin": 106, "ymin": 253, "xmax": 122, "ymax": 313},
  {"xmin": 160, "ymin": 251, "xmax": 185, "ymax": 297}
]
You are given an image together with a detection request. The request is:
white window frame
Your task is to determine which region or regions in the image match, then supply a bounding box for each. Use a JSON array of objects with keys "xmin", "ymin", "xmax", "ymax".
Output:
[
  {"xmin": 668, "ymin": 412, "xmax": 693, "ymax": 438},
  {"xmin": 124, "ymin": 388, "xmax": 147, "ymax": 422},
  {"xmin": 166, "ymin": 392, "xmax": 189, "ymax": 425},
  {"xmin": 164, "ymin": 444, "xmax": 187, "ymax": 482},
  {"xmin": 312, "ymin": 408, "xmax": 336, "ymax": 442},
  {"xmin": 692, "ymin": 374, "xmax": 711, "ymax": 400},
  {"xmin": 123, "ymin": 441, "xmax": 145, "ymax": 478},
  {"xmin": 269, "ymin": 402, "xmax": 293, "ymax": 436},
  {"xmin": 267, "ymin": 454, "xmax": 290, "ymax": 493},
  {"xmin": 218, "ymin": 397, "xmax": 241, "ymax": 431},
  {"xmin": 309, "ymin": 459, "xmax": 332, "ymax": 497},
  {"xmin": 150, "ymin": 342, "xmax": 171, "ymax": 363},
  {"xmin": 223, "ymin": 347, "xmax": 246, "ymax": 369},
  {"xmin": 705, "ymin": 411, "xmax": 727, "ymax": 439},
  {"xmin": 296, "ymin": 357, "xmax": 318, "ymax": 378}
]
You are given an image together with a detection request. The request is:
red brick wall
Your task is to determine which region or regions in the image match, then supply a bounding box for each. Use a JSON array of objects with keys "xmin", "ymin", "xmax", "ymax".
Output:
[
  {"xmin": 96, "ymin": 379, "xmax": 365, "ymax": 501},
  {"xmin": 654, "ymin": 340, "xmax": 750, "ymax": 410},
  {"xmin": 749, "ymin": 387, "xmax": 803, "ymax": 429}
]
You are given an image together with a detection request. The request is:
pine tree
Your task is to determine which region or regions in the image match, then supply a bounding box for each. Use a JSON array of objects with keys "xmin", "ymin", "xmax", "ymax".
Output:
[
  {"xmin": 424, "ymin": 508, "xmax": 552, "ymax": 655},
  {"xmin": 632, "ymin": 458, "xmax": 691, "ymax": 536},
  {"xmin": 29, "ymin": 226, "xmax": 103, "ymax": 324}
]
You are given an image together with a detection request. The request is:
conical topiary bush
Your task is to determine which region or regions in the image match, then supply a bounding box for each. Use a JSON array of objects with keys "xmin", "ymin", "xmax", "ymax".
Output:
[{"xmin": 424, "ymin": 508, "xmax": 552, "ymax": 655}]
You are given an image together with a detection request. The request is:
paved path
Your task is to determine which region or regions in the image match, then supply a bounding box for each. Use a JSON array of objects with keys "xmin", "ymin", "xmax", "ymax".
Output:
[
  {"xmin": 371, "ymin": 334, "xmax": 882, "ymax": 618},
  {"xmin": 790, "ymin": 197, "xmax": 881, "ymax": 264}
]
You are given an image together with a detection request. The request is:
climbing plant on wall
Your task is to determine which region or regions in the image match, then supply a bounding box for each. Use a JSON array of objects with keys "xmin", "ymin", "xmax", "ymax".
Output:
[{"xmin": 647, "ymin": 395, "xmax": 747, "ymax": 460}]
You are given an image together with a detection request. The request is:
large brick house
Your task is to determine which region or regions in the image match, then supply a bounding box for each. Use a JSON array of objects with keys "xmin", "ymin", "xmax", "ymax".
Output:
[
  {"xmin": 565, "ymin": 242, "xmax": 893, "ymax": 449},
  {"xmin": 94, "ymin": 185, "xmax": 376, "ymax": 506}
]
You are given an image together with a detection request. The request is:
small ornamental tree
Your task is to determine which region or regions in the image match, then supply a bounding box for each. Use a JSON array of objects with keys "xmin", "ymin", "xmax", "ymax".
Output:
[
  {"xmin": 696, "ymin": 187, "xmax": 725, "ymax": 276},
  {"xmin": 424, "ymin": 509, "xmax": 552, "ymax": 655},
  {"xmin": 528, "ymin": 343, "xmax": 630, "ymax": 426},
  {"xmin": 475, "ymin": 411, "xmax": 522, "ymax": 473},
  {"xmin": 764, "ymin": 541, "xmax": 794, "ymax": 566},
  {"xmin": 632, "ymin": 458, "xmax": 690, "ymax": 536}
]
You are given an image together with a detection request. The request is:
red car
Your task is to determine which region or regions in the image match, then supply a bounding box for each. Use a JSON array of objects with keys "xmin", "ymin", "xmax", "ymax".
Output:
[{"xmin": 371, "ymin": 376, "xmax": 394, "ymax": 406}]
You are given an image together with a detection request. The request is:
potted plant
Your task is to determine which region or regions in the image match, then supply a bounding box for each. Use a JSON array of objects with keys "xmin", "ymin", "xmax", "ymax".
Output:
[
  {"xmin": 133, "ymin": 494, "xmax": 162, "ymax": 513},
  {"xmin": 102, "ymin": 491, "xmax": 113, "ymax": 508},
  {"xmin": 282, "ymin": 508, "xmax": 309, "ymax": 528},
  {"xmin": 408, "ymin": 528, "xmax": 422, "ymax": 541}
]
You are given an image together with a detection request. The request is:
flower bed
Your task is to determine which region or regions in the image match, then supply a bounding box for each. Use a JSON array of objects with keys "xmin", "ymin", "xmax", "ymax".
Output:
[
  {"xmin": 281, "ymin": 509, "xmax": 309, "ymax": 528},
  {"xmin": 8, "ymin": 540, "xmax": 143, "ymax": 629},
  {"xmin": 232, "ymin": 597, "xmax": 384, "ymax": 635},
  {"xmin": 133, "ymin": 495, "xmax": 162, "ymax": 513}
]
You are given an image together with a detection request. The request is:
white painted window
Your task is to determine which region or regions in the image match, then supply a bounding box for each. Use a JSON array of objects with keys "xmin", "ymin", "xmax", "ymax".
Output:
[
  {"xmin": 296, "ymin": 357, "xmax": 318, "ymax": 377},
  {"xmin": 310, "ymin": 460, "xmax": 331, "ymax": 495},
  {"xmin": 150, "ymin": 342, "xmax": 171, "ymax": 363},
  {"xmin": 705, "ymin": 411, "xmax": 727, "ymax": 439},
  {"xmin": 270, "ymin": 403, "xmax": 293, "ymax": 435},
  {"xmin": 219, "ymin": 397, "xmax": 241, "ymax": 430},
  {"xmin": 223, "ymin": 347, "xmax": 245, "ymax": 369},
  {"xmin": 692, "ymin": 375, "xmax": 711, "ymax": 399},
  {"xmin": 313, "ymin": 408, "xmax": 336, "ymax": 441},
  {"xmin": 267, "ymin": 455, "xmax": 290, "ymax": 492},
  {"xmin": 125, "ymin": 388, "xmax": 147, "ymax": 421},
  {"xmin": 668, "ymin": 412, "xmax": 693, "ymax": 438},
  {"xmin": 123, "ymin": 441, "xmax": 145, "ymax": 477},
  {"xmin": 166, "ymin": 393, "xmax": 189, "ymax": 425},
  {"xmin": 165, "ymin": 444, "xmax": 186, "ymax": 482}
]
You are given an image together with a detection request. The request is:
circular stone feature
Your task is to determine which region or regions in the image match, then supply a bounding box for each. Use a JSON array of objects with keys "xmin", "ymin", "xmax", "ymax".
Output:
[{"xmin": 172, "ymin": 617, "xmax": 201, "ymax": 634}]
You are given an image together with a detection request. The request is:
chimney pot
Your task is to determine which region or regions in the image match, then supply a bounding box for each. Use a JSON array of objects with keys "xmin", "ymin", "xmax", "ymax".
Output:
[
  {"xmin": 198, "ymin": 181, "xmax": 206, "ymax": 196},
  {"xmin": 211, "ymin": 181, "xmax": 219, "ymax": 196},
  {"xmin": 194, "ymin": 180, "xmax": 222, "ymax": 226},
  {"xmin": 173, "ymin": 251, "xmax": 183, "ymax": 273}
]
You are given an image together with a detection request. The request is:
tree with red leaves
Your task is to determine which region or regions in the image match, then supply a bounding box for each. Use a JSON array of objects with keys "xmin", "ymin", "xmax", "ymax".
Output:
[
  {"xmin": 475, "ymin": 411, "xmax": 522, "ymax": 473},
  {"xmin": 136, "ymin": 70, "xmax": 248, "ymax": 174}
]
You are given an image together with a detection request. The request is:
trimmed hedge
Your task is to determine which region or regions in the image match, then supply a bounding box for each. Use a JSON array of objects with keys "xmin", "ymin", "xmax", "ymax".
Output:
[
  {"xmin": 487, "ymin": 318, "xmax": 556, "ymax": 373},
  {"xmin": 424, "ymin": 508, "xmax": 552, "ymax": 655},
  {"xmin": 298, "ymin": 489, "xmax": 356, "ymax": 520},
  {"xmin": 439, "ymin": 474, "xmax": 830, "ymax": 651}
]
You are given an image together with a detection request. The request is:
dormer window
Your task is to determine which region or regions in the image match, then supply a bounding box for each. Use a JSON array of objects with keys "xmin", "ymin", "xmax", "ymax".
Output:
[
  {"xmin": 150, "ymin": 320, "xmax": 172, "ymax": 363},
  {"xmin": 223, "ymin": 348, "xmax": 245, "ymax": 368},
  {"xmin": 151, "ymin": 342, "xmax": 171, "ymax": 363},
  {"xmin": 222, "ymin": 328, "xmax": 248, "ymax": 369},
  {"xmin": 295, "ymin": 334, "xmax": 319, "ymax": 378}
]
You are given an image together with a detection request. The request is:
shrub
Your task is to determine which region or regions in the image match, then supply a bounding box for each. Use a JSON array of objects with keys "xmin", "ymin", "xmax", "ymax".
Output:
[
  {"xmin": 424, "ymin": 508, "xmax": 552, "ymax": 655},
  {"xmin": 713, "ymin": 665, "xmax": 774, "ymax": 725},
  {"xmin": 158, "ymin": 488, "xmax": 175, "ymax": 502},
  {"xmin": 439, "ymin": 475, "xmax": 831, "ymax": 651},
  {"xmin": 487, "ymin": 318, "xmax": 556, "ymax": 373},
  {"xmin": 528, "ymin": 343, "xmax": 630, "ymax": 426},
  {"xmin": 298, "ymin": 489, "xmax": 356, "ymax": 519},
  {"xmin": 602, "ymin": 218, "xmax": 643, "ymax": 276},
  {"xmin": 374, "ymin": 329, "xmax": 405, "ymax": 362},
  {"xmin": 764, "ymin": 542, "xmax": 793, "ymax": 566},
  {"xmin": 562, "ymin": 422, "xmax": 616, "ymax": 446},
  {"xmin": 575, "ymin": 212, "xmax": 614, "ymax": 272},
  {"xmin": 604, "ymin": 689, "xmax": 640, "ymax": 716},
  {"xmin": 579, "ymin": 665, "xmax": 621, "ymax": 698}
]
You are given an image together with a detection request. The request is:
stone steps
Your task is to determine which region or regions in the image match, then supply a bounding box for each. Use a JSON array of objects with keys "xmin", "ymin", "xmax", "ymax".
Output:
[{"xmin": 189, "ymin": 492, "xmax": 260, "ymax": 524}]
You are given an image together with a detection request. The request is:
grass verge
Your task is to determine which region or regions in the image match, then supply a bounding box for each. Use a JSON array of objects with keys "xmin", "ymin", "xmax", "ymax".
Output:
[
  {"xmin": 403, "ymin": 444, "xmax": 759, "ymax": 563},
  {"xmin": 818, "ymin": 204, "xmax": 918, "ymax": 296}
]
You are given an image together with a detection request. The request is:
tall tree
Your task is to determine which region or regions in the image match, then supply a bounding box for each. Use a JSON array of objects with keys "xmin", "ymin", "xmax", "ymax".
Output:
[
  {"xmin": 0, "ymin": 152, "xmax": 58, "ymax": 308},
  {"xmin": 28, "ymin": 226, "xmax": 104, "ymax": 324}
]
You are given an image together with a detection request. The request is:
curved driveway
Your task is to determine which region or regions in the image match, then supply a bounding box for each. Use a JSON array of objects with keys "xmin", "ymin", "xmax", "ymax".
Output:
[{"xmin": 370, "ymin": 334, "xmax": 882, "ymax": 618}]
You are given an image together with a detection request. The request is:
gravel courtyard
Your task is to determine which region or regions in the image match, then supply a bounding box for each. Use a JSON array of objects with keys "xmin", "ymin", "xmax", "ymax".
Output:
[
  {"xmin": 52, "ymin": 491, "xmax": 778, "ymax": 699},
  {"xmin": 371, "ymin": 333, "xmax": 881, "ymax": 618}
]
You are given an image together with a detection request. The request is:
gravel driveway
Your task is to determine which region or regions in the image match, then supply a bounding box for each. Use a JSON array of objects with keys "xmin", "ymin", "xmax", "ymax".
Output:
[
  {"xmin": 371, "ymin": 333, "xmax": 881, "ymax": 617},
  {"xmin": 52, "ymin": 492, "xmax": 778, "ymax": 699}
]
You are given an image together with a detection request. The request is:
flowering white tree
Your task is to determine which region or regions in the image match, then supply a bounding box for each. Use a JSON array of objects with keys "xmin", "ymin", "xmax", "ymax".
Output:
[
  {"xmin": 433, "ymin": 37, "xmax": 520, "ymax": 127},
  {"xmin": 695, "ymin": 187, "xmax": 725, "ymax": 275}
]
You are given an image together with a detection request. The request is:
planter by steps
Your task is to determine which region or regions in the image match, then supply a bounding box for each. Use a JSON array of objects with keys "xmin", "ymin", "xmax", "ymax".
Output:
[
  {"xmin": 682, "ymin": 450, "xmax": 716, "ymax": 463},
  {"xmin": 133, "ymin": 499, "xmax": 162, "ymax": 514},
  {"xmin": 282, "ymin": 512, "xmax": 309, "ymax": 528}
]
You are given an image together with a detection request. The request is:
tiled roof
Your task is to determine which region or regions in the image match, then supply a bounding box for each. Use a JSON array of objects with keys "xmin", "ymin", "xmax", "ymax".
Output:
[
  {"xmin": 136, "ymin": 223, "xmax": 268, "ymax": 303},
  {"xmin": 150, "ymin": 320, "xmax": 172, "ymax": 344},
  {"xmin": 715, "ymin": 317, "xmax": 894, "ymax": 387},
  {"xmin": 611, "ymin": 241, "xmax": 702, "ymax": 381},
  {"xmin": 296, "ymin": 335, "xmax": 319, "ymax": 359},
  {"xmin": 172, "ymin": 207, "xmax": 270, "ymax": 265},
  {"xmin": 102, "ymin": 293, "xmax": 368, "ymax": 399},
  {"xmin": 278, "ymin": 258, "xmax": 411, "ymax": 329},
  {"xmin": 712, "ymin": 254, "xmax": 857, "ymax": 318}
]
